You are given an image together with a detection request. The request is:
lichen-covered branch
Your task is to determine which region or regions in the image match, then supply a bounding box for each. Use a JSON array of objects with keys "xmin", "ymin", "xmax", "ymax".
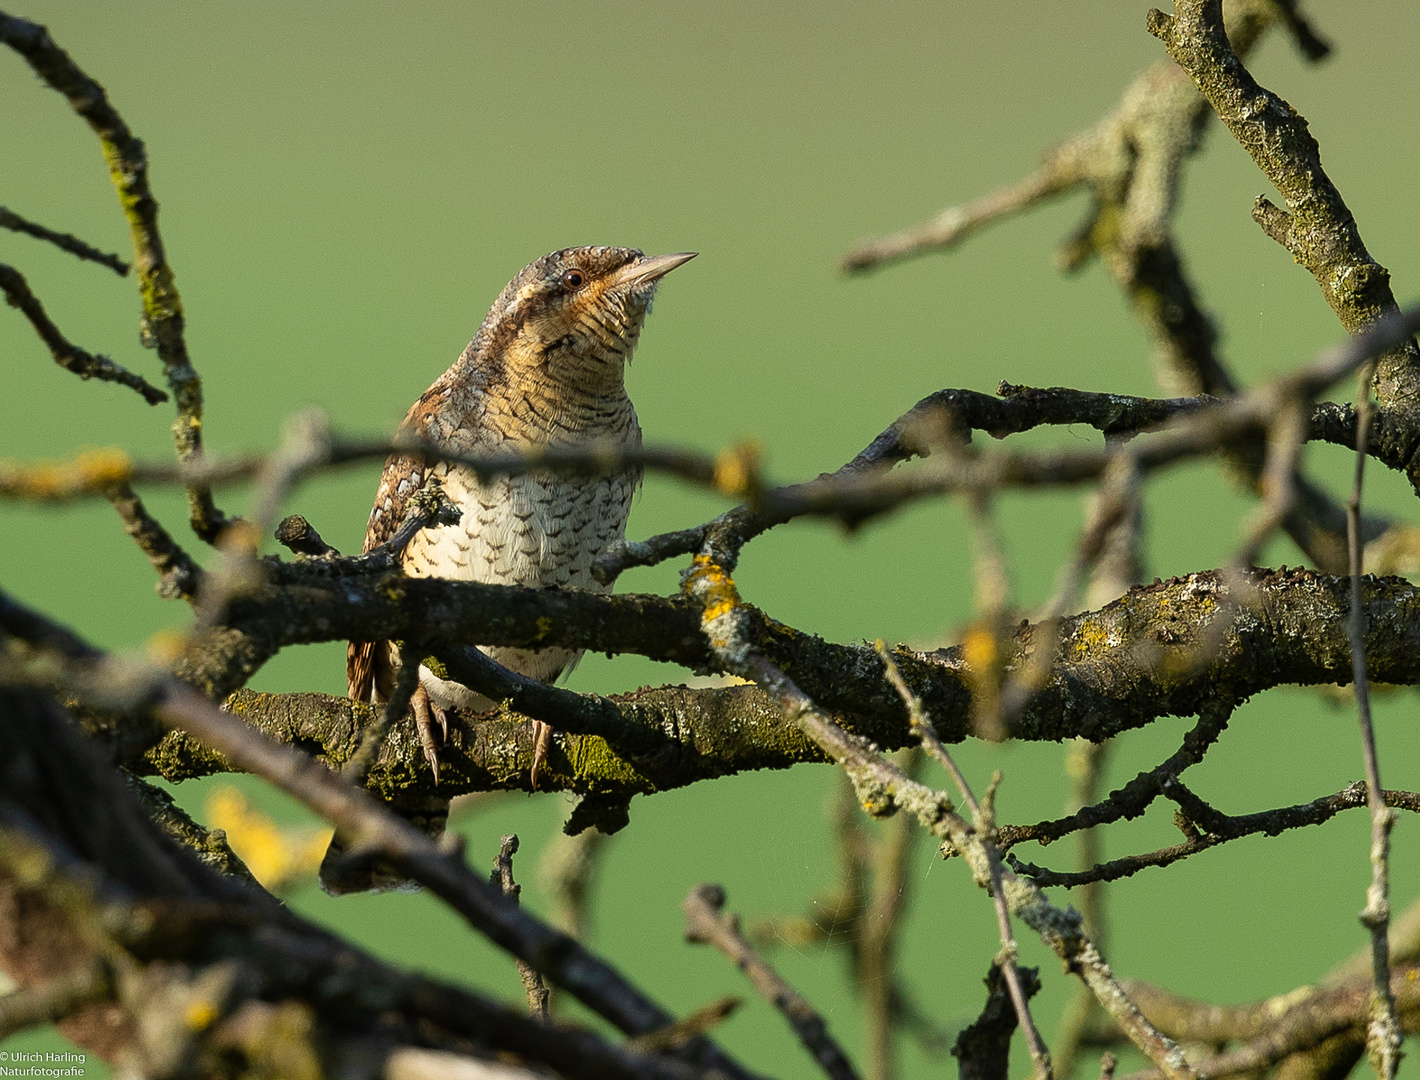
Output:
[
  {"xmin": 1115, "ymin": 964, "xmax": 1420, "ymax": 1080},
  {"xmin": 137, "ymin": 684, "xmax": 821, "ymax": 805},
  {"xmin": 1147, "ymin": 0, "xmax": 1420, "ymax": 492},
  {"xmin": 839, "ymin": 0, "xmax": 1398, "ymax": 575},
  {"xmin": 491, "ymin": 835, "xmax": 550, "ymax": 1022},
  {"xmin": 104, "ymin": 482, "xmax": 204, "ymax": 601},
  {"xmin": 679, "ymin": 557, "xmax": 1194, "ymax": 1079},
  {"xmin": 41, "ymin": 560, "xmax": 1407, "ymax": 809},
  {"xmin": 0, "ymin": 688, "xmax": 726, "ymax": 1080},
  {"xmin": 0, "ymin": 10, "xmax": 228, "ymax": 539},
  {"xmin": 994, "ymin": 705, "xmax": 1232, "ymax": 853}
]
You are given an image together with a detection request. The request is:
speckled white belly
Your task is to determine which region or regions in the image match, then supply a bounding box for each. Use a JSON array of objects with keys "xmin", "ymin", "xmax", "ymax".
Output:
[{"xmin": 402, "ymin": 461, "xmax": 638, "ymax": 711}]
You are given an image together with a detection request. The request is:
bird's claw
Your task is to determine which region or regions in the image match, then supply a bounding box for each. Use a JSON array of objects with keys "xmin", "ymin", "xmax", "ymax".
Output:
[
  {"xmin": 410, "ymin": 685, "xmax": 448, "ymax": 784},
  {"xmin": 530, "ymin": 720, "xmax": 552, "ymax": 790}
]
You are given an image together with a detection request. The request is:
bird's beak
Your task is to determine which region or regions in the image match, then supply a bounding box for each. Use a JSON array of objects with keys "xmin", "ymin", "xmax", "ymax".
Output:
[{"xmin": 615, "ymin": 251, "xmax": 698, "ymax": 287}]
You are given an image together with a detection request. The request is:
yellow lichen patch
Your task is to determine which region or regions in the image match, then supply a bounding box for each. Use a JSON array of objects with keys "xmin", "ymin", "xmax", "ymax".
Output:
[
  {"xmin": 712, "ymin": 441, "xmax": 762, "ymax": 498},
  {"xmin": 218, "ymin": 518, "xmax": 262, "ymax": 557},
  {"xmin": 205, "ymin": 786, "xmax": 331, "ymax": 893},
  {"xmin": 185, "ymin": 999, "xmax": 220, "ymax": 1032},
  {"xmin": 961, "ymin": 623, "xmax": 999, "ymax": 675},
  {"xmin": 0, "ymin": 447, "xmax": 134, "ymax": 500},
  {"xmin": 146, "ymin": 629, "xmax": 190, "ymax": 665},
  {"xmin": 535, "ymin": 615, "xmax": 554, "ymax": 642},
  {"xmin": 1072, "ymin": 620, "xmax": 1111, "ymax": 657},
  {"xmin": 684, "ymin": 554, "xmax": 742, "ymax": 623}
]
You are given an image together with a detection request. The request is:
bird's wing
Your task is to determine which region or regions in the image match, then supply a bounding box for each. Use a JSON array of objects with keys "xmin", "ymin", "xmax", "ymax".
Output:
[
  {"xmin": 346, "ymin": 451, "xmax": 426, "ymax": 702},
  {"xmin": 347, "ymin": 362, "xmax": 490, "ymax": 702},
  {"xmin": 346, "ymin": 376, "xmax": 456, "ymax": 702}
]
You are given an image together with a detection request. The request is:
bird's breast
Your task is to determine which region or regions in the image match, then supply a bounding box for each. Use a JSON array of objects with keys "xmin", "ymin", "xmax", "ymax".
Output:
[{"xmin": 405, "ymin": 464, "xmax": 638, "ymax": 592}]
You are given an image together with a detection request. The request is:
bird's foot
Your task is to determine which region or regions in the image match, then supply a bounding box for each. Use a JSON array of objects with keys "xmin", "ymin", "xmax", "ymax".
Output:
[
  {"xmin": 410, "ymin": 684, "xmax": 449, "ymax": 783},
  {"xmin": 530, "ymin": 720, "xmax": 553, "ymax": 790}
]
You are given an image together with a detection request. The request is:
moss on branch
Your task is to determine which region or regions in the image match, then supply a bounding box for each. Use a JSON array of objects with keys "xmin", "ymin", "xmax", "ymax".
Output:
[{"xmin": 127, "ymin": 566, "xmax": 1420, "ymax": 800}]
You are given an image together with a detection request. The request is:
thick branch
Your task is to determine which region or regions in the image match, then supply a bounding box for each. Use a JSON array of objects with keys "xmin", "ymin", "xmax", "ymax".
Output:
[
  {"xmin": 0, "ymin": 601, "xmax": 765, "ymax": 1080},
  {"xmin": 1147, "ymin": 0, "xmax": 1420, "ymax": 489},
  {"xmin": 68, "ymin": 563, "xmax": 1419, "ymax": 810}
]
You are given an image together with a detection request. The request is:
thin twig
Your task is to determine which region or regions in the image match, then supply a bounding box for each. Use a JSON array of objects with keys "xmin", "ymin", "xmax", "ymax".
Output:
[
  {"xmin": 0, "ymin": 263, "xmax": 167, "ymax": 404},
  {"xmin": 0, "ymin": 206, "xmax": 129, "ymax": 274},
  {"xmin": 860, "ymin": 748, "xmax": 923, "ymax": 1080},
  {"xmin": 492, "ymin": 835, "xmax": 550, "ymax": 1021},
  {"xmin": 1, "ymin": 299, "xmax": 1418, "ymax": 530},
  {"xmin": 1114, "ymin": 963, "xmax": 1420, "ymax": 1080},
  {"xmin": 991, "ymin": 705, "xmax": 1231, "ymax": 854},
  {"xmin": 683, "ymin": 883, "xmax": 863, "ymax": 1080},
  {"xmin": 539, "ymin": 827, "xmax": 610, "ymax": 944},
  {"xmin": 104, "ymin": 481, "xmax": 205, "ymax": 601},
  {"xmin": 1346, "ymin": 363, "xmax": 1403, "ymax": 1078},
  {"xmin": 0, "ymin": 11, "xmax": 231, "ymax": 540},
  {"xmin": 1234, "ymin": 402, "xmax": 1306, "ymax": 569},
  {"xmin": 874, "ymin": 642, "xmax": 1053, "ymax": 1080},
  {"xmin": 1011, "ymin": 782, "xmax": 1420, "ymax": 889},
  {"xmin": 626, "ymin": 998, "xmax": 743, "ymax": 1056}
]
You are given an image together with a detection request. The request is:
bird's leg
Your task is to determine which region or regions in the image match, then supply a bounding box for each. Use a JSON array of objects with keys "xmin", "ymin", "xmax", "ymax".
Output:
[
  {"xmin": 530, "ymin": 720, "xmax": 553, "ymax": 790},
  {"xmin": 410, "ymin": 684, "xmax": 448, "ymax": 783}
]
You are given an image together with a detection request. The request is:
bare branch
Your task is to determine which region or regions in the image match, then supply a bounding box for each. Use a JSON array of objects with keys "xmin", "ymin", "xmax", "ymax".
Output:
[
  {"xmin": 953, "ymin": 961, "xmax": 1044, "ymax": 1080},
  {"xmin": 0, "ymin": 592, "xmax": 766, "ymax": 1080},
  {"xmin": 876, "ymin": 643, "xmax": 1051, "ymax": 1079},
  {"xmin": 0, "ymin": 962, "xmax": 110, "ymax": 1041},
  {"xmin": 1345, "ymin": 363, "xmax": 1403, "ymax": 1076},
  {"xmin": 684, "ymin": 563, "xmax": 1192, "ymax": 1079},
  {"xmin": 683, "ymin": 883, "xmax": 862, "ymax": 1080},
  {"xmin": 1010, "ymin": 783, "xmax": 1420, "ymax": 889},
  {"xmin": 0, "ymin": 205, "xmax": 129, "ymax": 274},
  {"xmin": 1116, "ymin": 964, "xmax": 1420, "ymax": 1080},
  {"xmin": 0, "ymin": 263, "xmax": 166, "ymax": 404},
  {"xmin": 993, "ymin": 704, "xmax": 1231, "ymax": 854},
  {"xmin": 841, "ymin": 168, "xmax": 1078, "ymax": 274},
  {"xmin": 1147, "ymin": 0, "xmax": 1420, "ymax": 493},
  {"xmin": 104, "ymin": 482, "xmax": 204, "ymax": 601},
  {"xmin": 0, "ymin": 11, "xmax": 230, "ymax": 539},
  {"xmin": 491, "ymin": 835, "xmax": 550, "ymax": 1022},
  {"xmin": 837, "ymin": 0, "xmax": 1386, "ymax": 575}
]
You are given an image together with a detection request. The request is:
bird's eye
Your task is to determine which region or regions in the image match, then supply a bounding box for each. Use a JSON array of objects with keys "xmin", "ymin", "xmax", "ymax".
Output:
[{"xmin": 561, "ymin": 268, "xmax": 586, "ymax": 291}]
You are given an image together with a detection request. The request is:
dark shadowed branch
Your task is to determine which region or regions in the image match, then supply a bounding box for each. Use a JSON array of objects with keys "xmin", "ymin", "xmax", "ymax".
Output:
[
  {"xmin": 0, "ymin": 205, "xmax": 130, "ymax": 274},
  {"xmin": 1, "ymin": 263, "xmax": 167, "ymax": 404}
]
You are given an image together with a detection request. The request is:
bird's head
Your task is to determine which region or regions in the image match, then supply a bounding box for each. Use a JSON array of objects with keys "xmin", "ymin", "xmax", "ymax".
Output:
[{"xmin": 473, "ymin": 246, "xmax": 696, "ymax": 390}]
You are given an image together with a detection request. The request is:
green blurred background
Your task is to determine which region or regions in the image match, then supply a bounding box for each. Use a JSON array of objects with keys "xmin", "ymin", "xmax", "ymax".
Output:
[{"xmin": 4, "ymin": 2, "xmax": 1420, "ymax": 1077}]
